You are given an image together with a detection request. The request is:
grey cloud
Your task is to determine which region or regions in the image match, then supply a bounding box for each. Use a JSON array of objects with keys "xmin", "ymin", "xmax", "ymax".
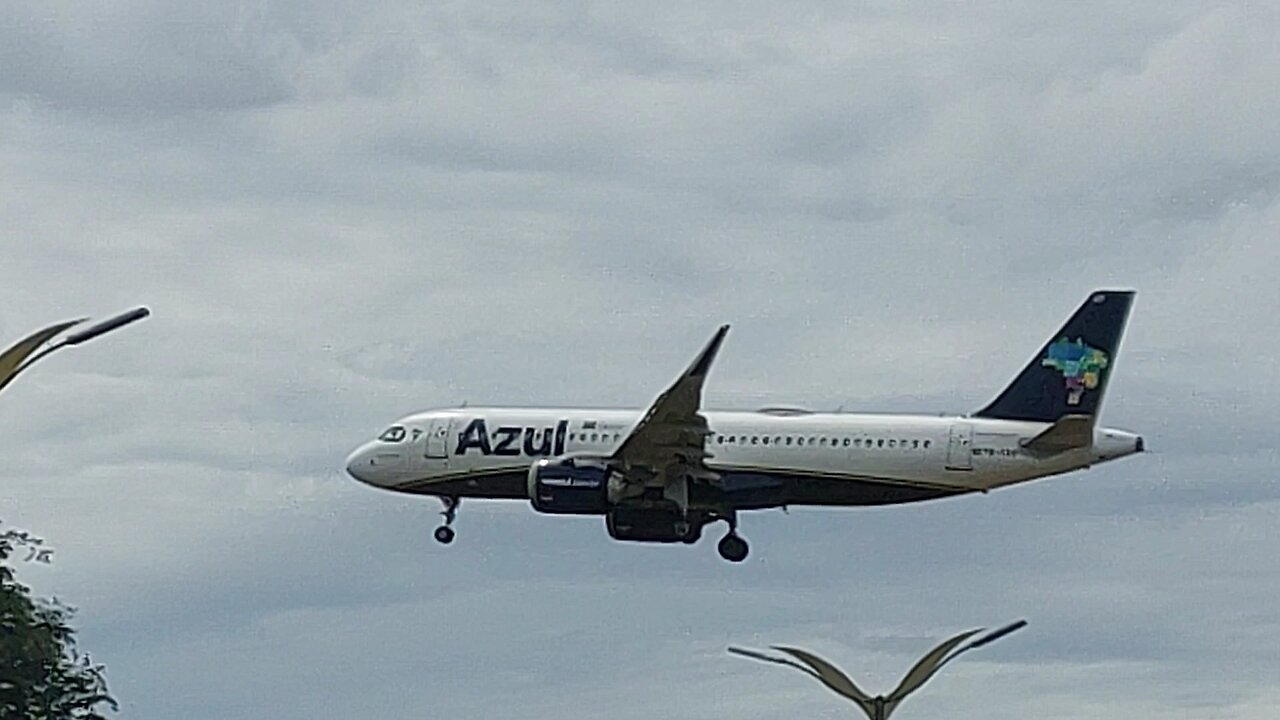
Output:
[
  {"xmin": 0, "ymin": 3, "xmax": 298, "ymax": 115},
  {"xmin": 1, "ymin": 1, "xmax": 1279, "ymax": 719}
]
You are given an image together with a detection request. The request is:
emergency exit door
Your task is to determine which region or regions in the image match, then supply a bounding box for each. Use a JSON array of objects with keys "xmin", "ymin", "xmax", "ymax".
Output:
[
  {"xmin": 946, "ymin": 422, "xmax": 973, "ymax": 471},
  {"xmin": 425, "ymin": 418, "xmax": 451, "ymax": 459}
]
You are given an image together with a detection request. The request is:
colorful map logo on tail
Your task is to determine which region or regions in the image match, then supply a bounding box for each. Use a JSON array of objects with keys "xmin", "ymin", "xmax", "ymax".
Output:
[{"xmin": 1041, "ymin": 337, "xmax": 1109, "ymax": 406}]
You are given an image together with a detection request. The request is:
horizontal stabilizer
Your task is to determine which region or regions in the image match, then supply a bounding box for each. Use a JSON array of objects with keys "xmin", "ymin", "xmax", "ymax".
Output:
[{"xmin": 1020, "ymin": 414, "xmax": 1095, "ymax": 454}]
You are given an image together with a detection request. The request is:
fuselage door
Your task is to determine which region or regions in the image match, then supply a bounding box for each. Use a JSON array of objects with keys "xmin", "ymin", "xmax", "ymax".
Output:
[
  {"xmin": 946, "ymin": 421, "xmax": 973, "ymax": 471},
  {"xmin": 425, "ymin": 417, "xmax": 451, "ymax": 459}
]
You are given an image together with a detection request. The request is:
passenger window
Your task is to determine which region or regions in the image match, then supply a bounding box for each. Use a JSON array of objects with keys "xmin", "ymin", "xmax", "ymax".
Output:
[
  {"xmin": 819, "ymin": 437, "xmax": 827, "ymax": 446},
  {"xmin": 751, "ymin": 436, "xmax": 759, "ymax": 445},
  {"xmin": 923, "ymin": 440, "xmax": 931, "ymax": 448},
  {"xmin": 877, "ymin": 439, "xmax": 885, "ymax": 447},
  {"xmin": 762, "ymin": 436, "xmax": 770, "ymax": 445},
  {"xmin": 842, "ymin": 438, "xmax": 850, "ymax": 447},
  {"xmin": 797, "ymin": 437, "xmax": 805, "ymax": 446},
  {"xmin": 785, "ymin": 437, "xmax": 793, "ymax": 446},
  {"xmin": 912, "ymin": 439, "xmax": 919, "ymax": 448}
]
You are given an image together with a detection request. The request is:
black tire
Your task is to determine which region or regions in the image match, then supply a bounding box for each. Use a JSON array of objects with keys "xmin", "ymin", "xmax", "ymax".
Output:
[
  {"xmin": 717, "ymin": 534, "xmax": 749, "ymax": 562},
  {"xmin": 434, "ymin": 526, "xmax": 456, "ymax": 545}
]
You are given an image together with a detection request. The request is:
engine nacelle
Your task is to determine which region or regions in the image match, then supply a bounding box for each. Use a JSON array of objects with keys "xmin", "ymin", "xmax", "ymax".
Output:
[
  {"xmin": 605, "ymin": 504, "xmax": 701, "ymax": 544},
  {"xmin": 527, "ymin": 456, "xmax": 610, "ymax": 515}
]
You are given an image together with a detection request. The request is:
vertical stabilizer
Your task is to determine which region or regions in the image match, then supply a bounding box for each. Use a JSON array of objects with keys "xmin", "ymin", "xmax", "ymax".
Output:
[{"xmin": 974, "ymin": 290, "xmax": 1135, "ymax": 423}]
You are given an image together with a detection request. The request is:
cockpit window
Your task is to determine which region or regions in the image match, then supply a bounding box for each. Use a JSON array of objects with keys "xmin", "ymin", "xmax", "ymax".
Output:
[{"xmin": 379, "ymin": 425, "xmax": 407, "ymax": 442}]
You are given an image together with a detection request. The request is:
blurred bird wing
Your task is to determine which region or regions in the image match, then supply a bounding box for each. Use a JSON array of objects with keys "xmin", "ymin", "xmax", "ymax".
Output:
[
  {"xmin": 771, "ymin": 646, "xmax": 876, "ymax": 709},
  {"xmin": 727, "ymin": 646, "xmax": 820, "ymax": 678},
  {"xmin": 0, "ymin": 319, "xmax": 85, "ymax": 394},
  {"xmin": 886, "ymin": 628, "xmax": 985, "ymax": 702}
]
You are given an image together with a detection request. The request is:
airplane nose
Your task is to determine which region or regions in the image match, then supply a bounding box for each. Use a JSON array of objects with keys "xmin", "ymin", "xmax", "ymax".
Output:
[
  {"xmin": 346, "ymin": 442, "xmax": 407, "ymax": 486},
  {"xmin": 346, "ymin": 445, "xmax": 375, "ymax": 484}
]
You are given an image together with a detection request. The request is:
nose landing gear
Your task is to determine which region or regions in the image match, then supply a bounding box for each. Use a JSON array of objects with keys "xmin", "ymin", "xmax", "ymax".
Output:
[{"xmin": 434, "ymin": 496, "xmax": 459, "ymax": 545}]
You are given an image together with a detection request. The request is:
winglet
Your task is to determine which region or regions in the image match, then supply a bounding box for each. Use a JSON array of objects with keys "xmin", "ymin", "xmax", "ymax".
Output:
[{"xmin": 688, "ymin": 324, "xmax": 730, "ymax": 378}]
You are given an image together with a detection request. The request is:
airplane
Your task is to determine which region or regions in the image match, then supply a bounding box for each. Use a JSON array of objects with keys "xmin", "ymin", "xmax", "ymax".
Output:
[{"xmin": 345, "ymin": 290, "xmax": 1143, "ymax": 562}]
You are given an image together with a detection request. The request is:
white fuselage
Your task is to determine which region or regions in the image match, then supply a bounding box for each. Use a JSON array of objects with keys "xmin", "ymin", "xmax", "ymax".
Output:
[{"xmin": 346, "ymin": 407, "xmax": 1143, "ymax": 509}]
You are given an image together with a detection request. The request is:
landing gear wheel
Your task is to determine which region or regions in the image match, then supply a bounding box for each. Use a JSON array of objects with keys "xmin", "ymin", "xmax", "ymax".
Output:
[
  {"xmin": 433, "ymin": 526, "xmax": 456, "ymax": 545},
  {"xmin": 717, "ymin": 533, "xmax": 749, "ymax": 562}
]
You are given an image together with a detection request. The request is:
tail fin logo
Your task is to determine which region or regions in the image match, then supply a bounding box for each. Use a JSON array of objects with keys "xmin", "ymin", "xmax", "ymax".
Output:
[{"xmin": 1041, "ymin": 338, "xmax": 1109, "ymax": 406}]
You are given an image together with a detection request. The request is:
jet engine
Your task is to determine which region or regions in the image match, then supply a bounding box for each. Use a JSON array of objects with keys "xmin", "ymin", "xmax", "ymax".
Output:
[
  {"xmin": 529, "ymin": 457, "xmax": 705, "ymax": 545},
  {"xmin": 527, "ymin": 456, "xmax": 610, "ymax": 515}
]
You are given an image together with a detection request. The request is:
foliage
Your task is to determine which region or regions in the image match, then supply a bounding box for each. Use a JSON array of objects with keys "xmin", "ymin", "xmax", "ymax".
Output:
[{"xmin": 0, "ymin": 523, "xmax": 117, "ymax": 719}]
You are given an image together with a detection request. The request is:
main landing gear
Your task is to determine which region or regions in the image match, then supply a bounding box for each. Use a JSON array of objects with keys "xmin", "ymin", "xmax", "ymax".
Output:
[
  {"xmin": 434, "ymin": 496, "xmax": 459, "ymax": 545},
  {"xmin": 716, "ymin": 512, "xmax": 749, "ymax": 563}
]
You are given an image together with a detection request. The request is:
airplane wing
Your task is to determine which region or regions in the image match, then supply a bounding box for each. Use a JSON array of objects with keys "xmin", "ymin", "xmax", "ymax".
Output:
[{"xmin": 609, "ymin": 325, "xmax": 729, "ymax": 488}]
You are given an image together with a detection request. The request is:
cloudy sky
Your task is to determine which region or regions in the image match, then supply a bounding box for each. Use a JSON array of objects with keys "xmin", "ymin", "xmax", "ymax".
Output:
[{"xmin": 2, "ymin": 1, "xmax": 1278, "ymax": 718}]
